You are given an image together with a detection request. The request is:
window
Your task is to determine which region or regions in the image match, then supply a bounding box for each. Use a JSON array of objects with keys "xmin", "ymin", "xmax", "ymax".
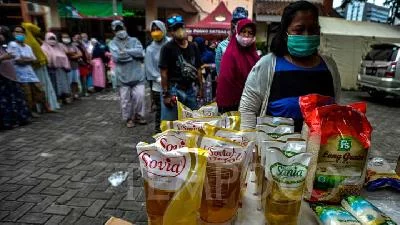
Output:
[{"xmin": 365, "ymin": 46, "xmax": 399, "ymax": 61}]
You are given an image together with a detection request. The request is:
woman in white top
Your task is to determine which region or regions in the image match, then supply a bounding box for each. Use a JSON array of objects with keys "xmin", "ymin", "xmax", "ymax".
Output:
[
  {"xmin": 239, "ymin": 1, "xmax": 341, "ymax": 131},
  {"xmin": 7, "ymin": 25, "xmax": 45, "ymax": 116}
]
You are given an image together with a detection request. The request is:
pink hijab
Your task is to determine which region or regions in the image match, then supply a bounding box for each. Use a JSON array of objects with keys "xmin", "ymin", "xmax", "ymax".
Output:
[
  {"xmin": 217, "ymin": 19, "xmax": 260, "ymax": 107},
  {"xmin": 41, "ymin": 32, "xmax": 70, "ymax": 70}
]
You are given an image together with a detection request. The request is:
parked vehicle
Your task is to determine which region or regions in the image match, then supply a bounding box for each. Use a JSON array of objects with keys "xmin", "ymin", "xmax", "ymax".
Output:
[{"xmin": 357, "ymin": 43, "xmax": 400, "ymax": 98}]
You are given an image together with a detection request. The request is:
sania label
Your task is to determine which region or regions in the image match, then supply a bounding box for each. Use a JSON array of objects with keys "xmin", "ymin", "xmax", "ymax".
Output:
[{"xmin": 270, "ymin": 163, "xmax": 308, "ymax": 184}]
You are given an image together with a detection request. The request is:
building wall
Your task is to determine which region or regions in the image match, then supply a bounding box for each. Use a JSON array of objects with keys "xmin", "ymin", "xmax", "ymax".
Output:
[
  {"xmin": 343, "ymin": 2, "xmax": 389, "ymax": 23},
  {"xmin": 195, "ymin": 0, "xmax": 254, "ymax": 19}
]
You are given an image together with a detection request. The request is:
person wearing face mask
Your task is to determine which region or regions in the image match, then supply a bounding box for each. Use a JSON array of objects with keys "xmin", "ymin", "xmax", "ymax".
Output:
[
  {"xmin": 216, "ymin": 19, "xmax": 259, "ymax": 113},
  {"xmin": 145, "ymin": 20, "xmax": 170, "ymax": 133},
  {"xmin": 41, "ymin": 32, "xmax": 72, "ymax": 104},
  {"xmin": 91, "ymin": 38, "xmax": 108, "ymax": 91},
  {"xmin": 61, "ymin": 32, "xmax": 82, "ymax": 99},
  {"xmin": 215, "ymin": 7, "xmax": 248, "ymax": 75},
  {"xmin": 109, "ymin": 20, "xmax": 147, "ymax": 128},
  {"xmin": 7, "ymin": 25, "xmax": 44, "ymax": 117},
  {"xmin": 159, "ymin": 15, "xmax": 203, "ymax": 121},
  {"xmin": 22, "ymin": 23, "xmax": 60, "ymax": 112},
  {"xmin": 0, "ymin": 25, "xmax": 31, "ymax": 129},
  {"xmin": 193, "ymin": 37, "xmax": 215, "ymax": 65},
  {"xmin": 73, "ymin": 34, "xmax": 91, "ymax": 97},
  {"xmin": 239, "ymin": 1, "xmax": 341, "ymax": 132},
  {"xmin": 81, "ymin": 33, "xmax": 90, "ymax": 52}
]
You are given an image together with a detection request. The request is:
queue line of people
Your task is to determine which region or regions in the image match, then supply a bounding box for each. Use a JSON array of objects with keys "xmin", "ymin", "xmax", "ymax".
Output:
[
  {"xmin": 147, "ymin": 0, "xmax": 341, "ymax": 134},
  {"xmin": 2, "ymin": 0, "xmax": 342, "ymax": 134},
  {"xmin": 0, "ymin": 24, "xmax": 110, "ymax": 130}
]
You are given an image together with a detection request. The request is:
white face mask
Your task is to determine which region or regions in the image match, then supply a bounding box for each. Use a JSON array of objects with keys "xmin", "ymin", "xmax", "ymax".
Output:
[
  {"xmin": 116, "ymin": 30, "xmax": 128, "ymax": 39},
  {"xmin": 236, "ymin": 34, "xmax": 255, "ymax": 47},
  {"xmin": 62, "ymin": 38, "xmax": 71, "ymax": 44}
]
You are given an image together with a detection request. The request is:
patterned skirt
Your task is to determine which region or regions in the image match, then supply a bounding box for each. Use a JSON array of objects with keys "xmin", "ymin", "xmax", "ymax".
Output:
[{"xmin": 0, "ymin": 76, "xmax": 31, "ymax": 129}]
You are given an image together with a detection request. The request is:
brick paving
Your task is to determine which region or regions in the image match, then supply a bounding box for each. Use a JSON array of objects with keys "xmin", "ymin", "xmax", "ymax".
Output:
[{"xmin": 0, "ymin": 90, "xmax": 399, "ymax": 225}]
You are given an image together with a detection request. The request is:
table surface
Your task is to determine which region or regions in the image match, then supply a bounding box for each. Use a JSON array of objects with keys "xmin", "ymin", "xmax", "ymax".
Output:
[{"xmin": 235, "ymin": 172, "xmax": 400, "ymax": 225}]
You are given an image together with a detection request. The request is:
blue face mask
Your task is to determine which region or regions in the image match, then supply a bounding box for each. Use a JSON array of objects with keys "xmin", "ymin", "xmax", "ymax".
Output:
[
  {"xmin": 287, "ymin": 34, "xmax": 320, "ymax": 58},
  {"xmin": 15, "ymin": 34, "xmax": 25, "ymax": 42}
]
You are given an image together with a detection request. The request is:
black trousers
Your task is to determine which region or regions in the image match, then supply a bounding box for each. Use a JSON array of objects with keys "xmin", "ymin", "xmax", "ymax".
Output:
[{"xmin": 152, "ymin": 90, "xmax": 161, "ymax": 132}]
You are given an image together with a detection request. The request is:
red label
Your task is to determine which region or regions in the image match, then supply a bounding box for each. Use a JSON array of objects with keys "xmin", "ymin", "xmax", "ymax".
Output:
[
  {"xmin": 139, "ymin": 151, "xmax": 186, "ymax": 177},
  {"xmin": 159, "ymin": 137, "xmax": 186, "ymax": 151}
]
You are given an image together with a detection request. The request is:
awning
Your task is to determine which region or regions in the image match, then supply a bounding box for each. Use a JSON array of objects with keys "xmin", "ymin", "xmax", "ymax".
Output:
[
  {"xmin": 256, "ymin": 1, "xmax": 342, "ymax": 22},
  {"xmin": 186, "ymin": 1, "xmax": 232, "ymax": 35},
  {"xmin": 58, "ymin": 0, "xmax": 123, "ymax": 20}
]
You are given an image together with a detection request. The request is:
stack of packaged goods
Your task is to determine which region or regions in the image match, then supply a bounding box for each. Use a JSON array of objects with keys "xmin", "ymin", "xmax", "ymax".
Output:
[
  {"xmin": 312, "ymin": 196, "xmax": 397, "ymax": 225},
  {"xmin": 137, "ymin": 101, "xmax": 255, "ymax": 225},
  {"xmin": 255, "ymin": 116, "xmax": 310, "ymax": 225},
  {"xmin": 136, "ymin": 96, "xmax": 399, "ymax": 225}
]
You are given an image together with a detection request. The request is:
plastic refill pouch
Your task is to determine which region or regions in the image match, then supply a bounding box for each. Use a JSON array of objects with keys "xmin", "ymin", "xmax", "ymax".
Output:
[
  {"xmin": 177, "ymin": 101, "xmax": 204, "ymax": 119},
  {"xmin": 225, "ymin": 115, "xmax": 241, "ymax": 131},
  {"xmin": 136, "ymin": 143, "xmax": 208, "ymax": 225},
  {"xmin": 193, "ymin": 135, "xmax": 252, "ymax": 224},
  {"xmin": 264, "ymin": 149, "xmax": 312, "ymax": 225},
  {"xmin": 260, "ymin": 139, "xmax": 307, "ymax": 210},
  {"xmin": 153, "ymin": 130, "xmax": 199, "ymax": 152},
  {"xmin": 204, "ymin": 124, "xmax": 256, "ymax": 147},
  {"xmin": 160, "ymin": 117, "xmax": 227, "ymax": 132},
  {"xmin": 177, "ymin": 101, "xmax": 219, "ymax": 119},
  {"xmin": 342, "ymin": 196, "xmax": 397, "ymax": 225},
  {"xmin": 257, "ymin": 116, "xmax": 294, "ymax": 126},
  {"xmin": 198, "ymin": 102, "xmax": 219, "ymax": 117},
  {"xmin": 312, "ymin": 205, "xmax": 361, "ymax": 225},
  {"xmin": 255, "ymin": 122, "xmax": 298, "ymax": 194}
]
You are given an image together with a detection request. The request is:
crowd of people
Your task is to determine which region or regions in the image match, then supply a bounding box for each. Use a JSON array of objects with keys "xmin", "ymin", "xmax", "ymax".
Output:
[
  {"xmin": 0, "ymin": 23, "xmax": 111, "ymax": 130},
  {"xmin": 1, "ymin": 0, "xmax": 341, "ymax": 134},
  {"xmin": 154, "ymin": 0, "xmax": 341, "ymax": 133}
]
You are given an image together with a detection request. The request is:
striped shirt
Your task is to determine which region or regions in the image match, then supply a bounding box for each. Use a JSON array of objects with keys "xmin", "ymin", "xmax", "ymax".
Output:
[{"xmin": 215, "ymin": 39, "xmax": 229, "ymax": 74}]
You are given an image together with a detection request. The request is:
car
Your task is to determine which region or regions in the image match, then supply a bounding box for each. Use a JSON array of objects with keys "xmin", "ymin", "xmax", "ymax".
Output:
[{"xmin": 357, "ymin": 43, "xmax": 400, "ymax": 98}]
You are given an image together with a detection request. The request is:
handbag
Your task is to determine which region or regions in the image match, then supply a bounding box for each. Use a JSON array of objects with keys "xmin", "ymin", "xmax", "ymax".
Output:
[{"xmin": 177, "ymin": 53, "xmax": 198, "ymax": 82}]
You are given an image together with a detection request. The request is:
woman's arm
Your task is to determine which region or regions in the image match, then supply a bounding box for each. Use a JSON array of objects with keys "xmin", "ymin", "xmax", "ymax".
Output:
[
  {"xmin": 321, "ymin": 55, "xmax": 341, "ymax": 103},
  {"xmin": 239, "ymin": 54, "xmax": 275, "ymax": 130},
  {"xmin": 239, "ymin": 66, "xmax": 264, "ymax": 129}
]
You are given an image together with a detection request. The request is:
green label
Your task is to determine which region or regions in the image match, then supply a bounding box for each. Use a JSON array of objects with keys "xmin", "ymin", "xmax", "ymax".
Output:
[
  {"xmin": 338, "ymin": 138, "xmax": 352, "ymax": 151},
  {"xmin": 270, "ymin": 163, "xmax": 308, "ymax": 184}
]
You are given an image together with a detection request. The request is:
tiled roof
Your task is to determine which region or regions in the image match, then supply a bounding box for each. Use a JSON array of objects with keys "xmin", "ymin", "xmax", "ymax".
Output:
[{"xmin": 256, "ymin": 1, "xmax": 342, "ymax": 17}]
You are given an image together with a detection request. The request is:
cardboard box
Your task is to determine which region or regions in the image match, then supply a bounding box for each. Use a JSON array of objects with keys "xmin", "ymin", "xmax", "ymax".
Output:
[{"xmin": 105, "ymin": 217, "xmax": 134, "ymax": 225}]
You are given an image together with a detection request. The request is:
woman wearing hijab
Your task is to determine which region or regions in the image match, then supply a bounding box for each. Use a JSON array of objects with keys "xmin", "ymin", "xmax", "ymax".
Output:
[
  {"xmin": 72, "ymin": 34, "xmax": 91, "ymax": 97},
  {"xmin": 41, "ymin": 32, "xmax": 72, "ymax": 104},
  {"xmin": 239, "ymin": 1, "xmax": 341, "ymax": 131},
  {"xmin": 61, "ymin": 32, "xmax": 82, "ymax": 99},
  {"xmin": 145, "ymin": 20, "xmax": 170, "ymax": 132},
  {"xmin": 193, "ymin": 37, "xmax": 215, "ymax": 65},
  {"xmin": 0, "ymin": 26, "xmax": 31, "ymax": 129},
  {"xmin": 22, "ymin": 23, "xmax": 60, "ymax": 112},
  {"xmin": 216, "ymin": 19, "xmax": 259, "ymax": 113},
  {"xmin": 91, "ymin": 38, "xmax": 107, "ymax": 90}
]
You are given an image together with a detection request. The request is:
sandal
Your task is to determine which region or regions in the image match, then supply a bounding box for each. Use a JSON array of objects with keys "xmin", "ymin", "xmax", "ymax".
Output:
[{"xmin": 126, "ymin": 120, "xmax": 135, "ymax": 128}]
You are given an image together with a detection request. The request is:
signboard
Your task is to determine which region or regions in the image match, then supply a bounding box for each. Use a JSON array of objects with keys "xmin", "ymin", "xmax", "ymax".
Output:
[{"xmin": 187, "ymin": 28, "xmax": 229, "ymax": 35}]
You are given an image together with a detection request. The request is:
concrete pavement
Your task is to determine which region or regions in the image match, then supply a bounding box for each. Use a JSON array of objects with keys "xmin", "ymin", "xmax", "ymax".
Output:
[{"xmin": 0, "ymin": 90, "xmax": 399, "ymax": 225}]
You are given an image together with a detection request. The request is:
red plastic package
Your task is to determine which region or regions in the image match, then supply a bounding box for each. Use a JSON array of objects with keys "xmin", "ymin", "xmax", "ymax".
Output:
[{"xmin": 300, "ymin": 94, "xmax": 372, "ymax": 203}]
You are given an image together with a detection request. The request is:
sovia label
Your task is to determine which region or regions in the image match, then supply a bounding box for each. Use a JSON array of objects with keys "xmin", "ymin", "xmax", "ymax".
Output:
[
  {"xmin": 338, "ymin": 138, "xmax": 352, "ymax": 152},
  {"xmin": 270, "ymin": 163, "xmax": 308, "ymax": 184}
]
